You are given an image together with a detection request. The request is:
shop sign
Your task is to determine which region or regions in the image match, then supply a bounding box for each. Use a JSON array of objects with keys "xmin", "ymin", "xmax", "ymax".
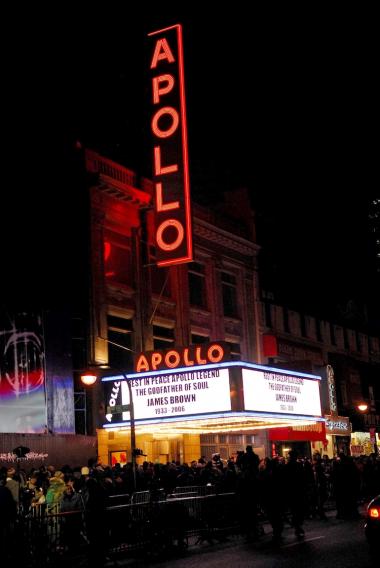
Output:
[
  {"xmin": 369, "ymin": 427, "xmax": 376, "ymax": 445},
  {"xmin": 148, "ymin": 24, "xmax": 193, "ymax": 266},
  {"xmin": 325, "ymin": 415, "xmax": 351, "ymax": 435},
  {"xmin": 277, "ymin": 340, "xmax": 324, "ymax": 365},
  {"xmin": 242, "ymin": 368, "xmax": 322, "ymax": 418},
  {"xmin": 269, "ymin": 422, "xmax": 326, "ymax": 442},
  {"xmin": 350, "ymin": 445, "xmax": 364, "ymax": 456},
  {"xmin": 363, "ymin": 413, "xmax": 380, "ymax": 428},
  {"xmin": 134, "ymin": 342, "xmax": 228, "ymax": 373},
  {"xmin": 326, "ymin": 365, "xmax": 338, "ymax": 414}
]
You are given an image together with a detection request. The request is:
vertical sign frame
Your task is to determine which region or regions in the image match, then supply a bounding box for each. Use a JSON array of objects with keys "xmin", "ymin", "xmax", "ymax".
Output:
[{"xmin": 148, "ymin": 24, "xmax": 193, "ymax": 266}]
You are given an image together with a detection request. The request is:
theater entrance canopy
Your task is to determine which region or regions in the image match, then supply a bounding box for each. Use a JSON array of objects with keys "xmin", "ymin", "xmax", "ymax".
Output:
[{"xmin": 101, "ymin": 361, "xmax": 324, "ymax": 435}]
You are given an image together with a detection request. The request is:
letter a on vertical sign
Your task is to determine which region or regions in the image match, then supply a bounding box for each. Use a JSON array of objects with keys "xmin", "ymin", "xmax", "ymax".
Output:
[{"xmin": 148, "ymin": 24, "xmax": 193, "ymax": 266}]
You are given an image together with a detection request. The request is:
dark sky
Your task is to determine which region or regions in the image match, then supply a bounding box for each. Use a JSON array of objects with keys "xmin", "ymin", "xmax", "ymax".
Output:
[{"xmin": 2, "ymin": 7, "xmax": 379, "ymax": 328}]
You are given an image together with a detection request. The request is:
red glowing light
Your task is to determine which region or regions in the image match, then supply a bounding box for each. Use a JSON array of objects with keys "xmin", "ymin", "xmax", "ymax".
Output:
[
  {"xmin": 151, "ymin": 106, "xmax": 179, "ymax": 138},
  {"xmin": 80, "ymin": 374, "xmax": 97, "ymax": 386},
  {"xmin": 148, "ymin": 23, "xmax": 193, "ymax": 267},
  {"xmin": 153, "ymin": 74, "xmax": 175, "ymax": 104},
  {"xmin": 150, "ymin": 38, "xmax": 175, "ymax": 68}
]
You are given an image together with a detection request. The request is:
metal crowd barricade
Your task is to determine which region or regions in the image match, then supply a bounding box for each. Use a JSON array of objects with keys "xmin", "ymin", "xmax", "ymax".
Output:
[
  {"xmin": 106, "ymin": 489, "xmax": 242, "ymax": 560},
  {"xmin": 21, "ymin": 502, "xmax": 87, "ymax": 565},
  {"xmin": 20, "ymin": 487, "xmax": 245, "ymax": 564},
  {"xmin": 130, "ymin": 490, "xmax": 151, "ymax": 504}
]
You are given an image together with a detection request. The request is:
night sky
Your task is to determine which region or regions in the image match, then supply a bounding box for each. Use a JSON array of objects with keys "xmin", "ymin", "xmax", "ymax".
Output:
[{"xmin": 2, "ymin": 8, "xmax": 379, "ymax": 329}]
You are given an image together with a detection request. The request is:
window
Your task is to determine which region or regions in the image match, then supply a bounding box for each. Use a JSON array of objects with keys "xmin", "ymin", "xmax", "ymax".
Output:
[
  {"xmin": 225, "ymin": 341, "xmax": 241, "ymax": 360},
  {"xmin": 221, "ymin": 271, "xmax": 238, "ymax": 317},
  {"xmin": 264, "ymin": 302, "xmax": 272, "ymax": 327},
  {"xmin": 316, "ymin": 319, "xmax": 322, "ymax": 342},
  {"xmin": 340, "ymin": 381, "xmax": 348, "ymax": 406},
  {"xmin": 74, "ymin": 391, "xmax": 87, "ymax": 435},
  {"xmin": 300, "ymin": 314, "xmax": 307, "ymax": 337},
  {"xmin": 104, "ymin": 239, "xmax": 132, "ymax": 286},
  {"xmin": 344, "ymin": 329, "xmax": 349, "ymax": 350},
  {"xmin": 153, "ymin": 325, "xmax": 175, "ymax": 350},
  {"xmin": 330, "ymin": 324, "xmax": 336, "ymax": 346},
  {"xmin": 149, "ymin": 246, "xmax": 171, "ymax": 297},
  {"xmin": 107, "ymin": 315, "xmax": 134, "ymax": 371},
  {"xmin": 188, "ymin": 262, "xmax": 207, "ymax": 308},
  {"xmin": 355, "ymin": 331, "xmax": 362, "ymax": 353},
  {"xmin": 283, "ymin": 308, "xmax": 290, "ymax": 333},
  {"xmin": 191, "ymin": 333, "xmax": 210, "ymax": 345}
]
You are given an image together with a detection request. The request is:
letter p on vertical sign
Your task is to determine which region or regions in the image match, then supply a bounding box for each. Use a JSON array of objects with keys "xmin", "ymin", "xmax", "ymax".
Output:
[{"xmin": 148, "ymin": 24, "xmax": 193, "ymax": 266}]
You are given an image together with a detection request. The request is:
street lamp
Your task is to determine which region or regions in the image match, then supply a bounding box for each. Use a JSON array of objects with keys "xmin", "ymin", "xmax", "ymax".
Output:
[
  {"xmin": 357, "ymin": 403, "xmax": 369, "ymax": 412},
  {"xmin": 80, "ymin": 366, "xmax": 137, "ymax": 492}
]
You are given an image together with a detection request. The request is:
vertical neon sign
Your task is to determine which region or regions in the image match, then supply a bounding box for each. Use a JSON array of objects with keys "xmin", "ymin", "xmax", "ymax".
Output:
[{"xmin": 148, "ymin": 24, "xmax": 193, "ymax": 266}]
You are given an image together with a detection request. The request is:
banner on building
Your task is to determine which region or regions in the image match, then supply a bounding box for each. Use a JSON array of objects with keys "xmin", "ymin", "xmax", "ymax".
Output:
[{"xmin": 0, "ymin": 311, "xmax": 47, "ymax": 433}]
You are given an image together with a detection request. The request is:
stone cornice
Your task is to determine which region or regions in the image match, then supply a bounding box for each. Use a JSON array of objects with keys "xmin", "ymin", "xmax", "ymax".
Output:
[{"xmin": 194, "ymin": 218, "xmax": 260, "ymax": 257}]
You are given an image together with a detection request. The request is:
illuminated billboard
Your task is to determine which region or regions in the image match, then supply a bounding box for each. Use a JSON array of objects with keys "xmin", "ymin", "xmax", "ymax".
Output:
[
  {"xmin": 242, "ymin": 367, "xmax": 322, "ymax": 418},
  {"xmin": 148, "ymin": 23, "xmax": 193, "ymax": 266},
  {"xmin": 0, "ymin": 311, "xmax": 47, "ymax": 433},
  {"xmin": 102, "ymin": 361, "xmax": 323, "ymax": 428},
  {"xmin": 103, "ymin": 367, "xmax": 232, "ymax": 425}
]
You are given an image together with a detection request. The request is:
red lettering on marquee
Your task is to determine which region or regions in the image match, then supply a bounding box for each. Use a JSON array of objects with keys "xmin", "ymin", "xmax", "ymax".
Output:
[
  {"xmin": 151, "ymin": 352, "xmax": 163, "ymax": 370},
  {"xmin": 134, "ymin": 343, "xmax": 228, "ymax": 372},
  {"xmin": 183, "ymin": 348, "xmax": 194, "ymax": 366},
  {"xmin": 165, "ymin": 350, "xmax": 181, "ymax": 368},
  {"xmin": 195, "ymin": 346, "xmax": 207, "ymax": 365}
]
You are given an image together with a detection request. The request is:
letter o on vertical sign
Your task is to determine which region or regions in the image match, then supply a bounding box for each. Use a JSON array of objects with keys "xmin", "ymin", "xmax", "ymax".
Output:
[
  {"xmin": 148, "ymin": 24, "xmax": 193, "ymax": 267},
  {"xmin": 151, "ymin": 107, "xmax": 179, "ymax": 138},
  {"xmin": 156, "ymin": 219, "xmax": 184, "ymax": 251}
]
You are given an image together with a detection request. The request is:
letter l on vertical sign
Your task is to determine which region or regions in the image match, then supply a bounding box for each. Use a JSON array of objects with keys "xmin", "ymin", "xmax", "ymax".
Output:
[{"xmin": 148, "ymin": 24, "xmax": 193, "ymax": 266}]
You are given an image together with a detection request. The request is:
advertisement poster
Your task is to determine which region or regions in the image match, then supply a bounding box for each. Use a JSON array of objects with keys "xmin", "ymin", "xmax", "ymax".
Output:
[{"xmin": 0, "ymin": 311, "xmax": 47, "ymax": 433}]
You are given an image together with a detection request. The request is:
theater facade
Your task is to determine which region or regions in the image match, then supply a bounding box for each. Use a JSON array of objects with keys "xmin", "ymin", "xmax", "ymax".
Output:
[{"xmin": 98, "ymin": 345, "xmax": 325, "ymax": 463}]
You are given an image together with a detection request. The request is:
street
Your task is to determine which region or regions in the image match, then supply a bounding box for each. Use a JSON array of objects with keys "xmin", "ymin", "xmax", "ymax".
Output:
[{"xmin": 108, "ymin": 506, "xmax": 374, "ymax": 568}]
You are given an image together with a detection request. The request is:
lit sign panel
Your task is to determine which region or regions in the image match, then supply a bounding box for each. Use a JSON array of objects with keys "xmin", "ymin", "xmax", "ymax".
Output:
[
  {"xmin": 242, "ymin": 368, "xmax": 322, "ymax": 418},
  {"xmin": 104, "ymin": 367, "xmax": 231, "ymax": 424},
  {"xmin": 148, "ymin": 24, "xmax": 192, "ymax": 266},
  {"xmin": 325, "ymin": 415, "xmax": 351, "ymax": 435},
  {"xmin": 134, "ymin": 342, "xmax": 228, "ymax": 373},
  {"xmin": 0, "ymin": 311, "xmax": 47, "ymax": 433}
]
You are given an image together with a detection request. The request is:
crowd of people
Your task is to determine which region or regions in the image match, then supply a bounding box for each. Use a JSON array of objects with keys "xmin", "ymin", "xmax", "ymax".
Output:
[{"xmin": 1, "ymin": 447, "xmax": 380, "ymax": 559}]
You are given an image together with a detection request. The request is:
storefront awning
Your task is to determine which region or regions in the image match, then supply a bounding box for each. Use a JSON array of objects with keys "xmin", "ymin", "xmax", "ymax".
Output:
[{"xmin": 269, "ymin": 422, "xmax": 326, "ymax": 442}]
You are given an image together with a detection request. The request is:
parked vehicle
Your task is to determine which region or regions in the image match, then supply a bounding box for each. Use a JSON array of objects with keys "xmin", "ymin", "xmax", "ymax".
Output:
[{"xmin": 365, "ymin": 495, "xmax": 380, "ymax": 554}]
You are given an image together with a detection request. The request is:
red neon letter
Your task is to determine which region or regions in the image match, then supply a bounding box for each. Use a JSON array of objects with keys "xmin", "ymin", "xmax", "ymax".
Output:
[
  {"xmin": 183, "ymin": 348, "xmax": 194, "ymax": 366},
  {"xmin": 153, "ymin": 74, "xmax": 175, "ymax": 104},
  {"xmin": 207, "ymin": 344, "xmax": 224, "ymax": 363},
  {"xmin": 136, "ymin": 355, "xmax": 149, "ymax": 373},
  {"xmin": 151, "ymin": 352, "xmax": 163, "ymax": 370},
  {"xmin": 156, "ymin": 182, "xmax": 179, "ymax": 212},
  {"xmin": 165, "ymin": 350, "xmax": 181, "ymax": 368},
  {"xmin": 156, "ymin": 219, "xmax": 184, "ymax": 251},
  {"xmin": 154, "ymin": 146, "xmax": 178, "ymax": 176},
  {"xmin": 150, "ymin": 38, "xmax": 175, "ymax": 69},
  {"xmin": 151, "ymin": 107, "xmax": 179, "ymax": 138},
  {"xmin": 195, "ymin": 347, "xmax": 207, "ymax": 365}
]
